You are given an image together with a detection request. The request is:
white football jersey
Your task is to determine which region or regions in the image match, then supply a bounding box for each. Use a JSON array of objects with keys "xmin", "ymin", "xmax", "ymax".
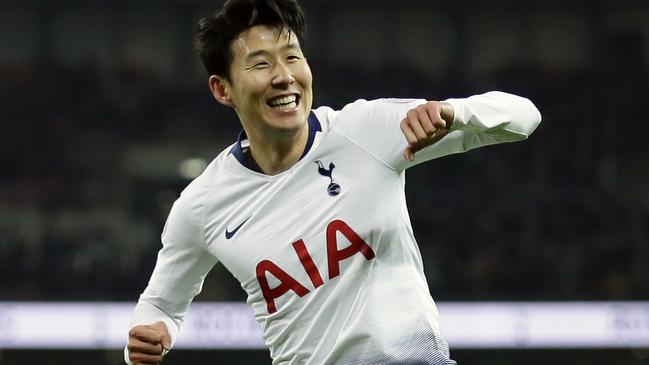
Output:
[{"xmin": 127, "ymin": 91, "xmax": 541, "ymax": 364}]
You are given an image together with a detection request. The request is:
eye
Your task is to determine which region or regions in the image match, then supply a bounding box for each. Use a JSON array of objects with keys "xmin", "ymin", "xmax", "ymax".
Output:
[
  {"xmin": 252, "ymin": 62, "xmax": 270, "ymax": 69},
  {"xmin": 287, "ymin": 55, "xmax": 301, "ymax": 62}
]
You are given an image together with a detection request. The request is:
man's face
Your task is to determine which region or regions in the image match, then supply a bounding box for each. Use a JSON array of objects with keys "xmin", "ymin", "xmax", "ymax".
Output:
[{"xmin": 224, "ymin": 25, "xmax": 313, "ymax": 137}]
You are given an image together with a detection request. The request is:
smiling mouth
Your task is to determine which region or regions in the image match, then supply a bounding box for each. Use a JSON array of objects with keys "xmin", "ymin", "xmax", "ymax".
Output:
[{"xmin": 267, "ymin": 94, "xmax": 300, "ymax": 111}]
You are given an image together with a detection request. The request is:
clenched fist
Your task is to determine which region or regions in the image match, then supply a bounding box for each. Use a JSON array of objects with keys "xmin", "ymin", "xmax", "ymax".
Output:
[
  {"xmin": 127, "ymin": 321, "xmax": 171, "ymax": 364},
  {"xmin": 401, "ymin": 101, "xmax": 454, "ymax": 161}
]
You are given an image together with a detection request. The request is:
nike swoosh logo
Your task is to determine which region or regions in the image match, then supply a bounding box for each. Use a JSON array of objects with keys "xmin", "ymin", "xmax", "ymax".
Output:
[{"xmin": 225, "ymin": 217, "xmax": 251, "ymax": 239}]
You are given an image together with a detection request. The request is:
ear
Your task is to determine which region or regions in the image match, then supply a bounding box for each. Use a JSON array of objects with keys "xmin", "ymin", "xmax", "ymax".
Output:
[{"xmin": 209, "ymin": 75, "xmax": 234, "ymax": 107}]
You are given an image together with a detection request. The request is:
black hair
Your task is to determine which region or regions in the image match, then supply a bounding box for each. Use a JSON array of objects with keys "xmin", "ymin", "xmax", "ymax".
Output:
[{"xmin": 194, "ymin": 0, "xmax": 306, "ymax": 80}]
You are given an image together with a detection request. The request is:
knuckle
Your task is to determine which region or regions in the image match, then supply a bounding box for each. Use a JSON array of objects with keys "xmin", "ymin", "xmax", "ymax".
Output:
[
  {"xmin": 426, "ymin": 103, "xmax": 440, "ymax": 114},
  {"xmin": 129, "ymin": 326, "xmax": 144, "ymax": 337}
]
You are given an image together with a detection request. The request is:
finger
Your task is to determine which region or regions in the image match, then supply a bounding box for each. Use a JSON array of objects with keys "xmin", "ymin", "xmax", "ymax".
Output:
[
  {"xmin": 402, "ymin": 146, "xmax": 415, "ymax": 162},
  {"xmin": 400, "ymin": 119, "xmax": 418, "ymax": 145},
  {"xmin": 131, "ymin": 360, "xmax": 160, "ymax": 365},
  {"xmin": 407, "ymin": 113, "xmax": 429, "ymax": 141},
  {"xmin": 409, "ymin": 139, "xmax": 428, "ymax": 154},
  {"xmin": 409, "ymin": 128, "xmax": 448, "ymax": 156},
  {"xmin": 160, "ymin": 334, "xmax": 171, "ymax": 351},
  {"xmin": 148, "ymin": 321, "xmax": 171, "ymax": 350},
  {"xmin": 129, "ymin": 351, "xmax": 164, "ymax": 364},
  {"xmin": 424, "ymin": 103, "xmax": 447, "ymax": 129},
  {"xmin": 128, "ymin": 338, "xmax": 165, "ymax": 355},
  {"xmin": 415, "ymin": 107, "xmax": 436, "ymax": 136},
  {"xmin": 130, "ymin": 327, "xmax": 163, "ymax": 344},
  {"xmin": 436, "ymin": 128, "xmax": 449, "ymax": 139},
  {"xmin": 404, "ymin": 135, "xmax": 433, "ymax": 161}
]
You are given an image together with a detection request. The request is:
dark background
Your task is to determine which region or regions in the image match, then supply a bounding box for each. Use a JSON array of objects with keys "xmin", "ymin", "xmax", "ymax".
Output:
[{"xmin": 1, "ymin": 0, "xmax": 648, "ymax": 363}]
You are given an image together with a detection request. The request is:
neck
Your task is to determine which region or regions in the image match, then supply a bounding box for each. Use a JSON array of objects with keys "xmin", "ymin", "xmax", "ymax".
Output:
[{"xmin": 246, "ymin": 122, "xmax": 310, "ymax": 175}]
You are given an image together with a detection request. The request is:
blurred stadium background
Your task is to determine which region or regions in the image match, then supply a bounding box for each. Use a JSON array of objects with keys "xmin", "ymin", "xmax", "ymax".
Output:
[{"xmin": 1, "ymin": 0, "xmax": 649, "ymax": 364}]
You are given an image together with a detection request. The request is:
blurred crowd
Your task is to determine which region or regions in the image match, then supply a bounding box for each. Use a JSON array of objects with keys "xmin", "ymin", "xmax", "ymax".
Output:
[{"xmin": 1, "ymin": 29, "xmax": 648, "ymax": 303}]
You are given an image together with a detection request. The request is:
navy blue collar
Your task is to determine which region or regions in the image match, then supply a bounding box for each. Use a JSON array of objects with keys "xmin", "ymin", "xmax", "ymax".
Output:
[{"xmin": 229, "ymin": 112, "xmax": 322, "ymax": 173}]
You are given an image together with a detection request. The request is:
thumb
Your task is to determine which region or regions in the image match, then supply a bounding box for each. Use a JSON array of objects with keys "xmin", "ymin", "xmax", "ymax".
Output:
[
  {"xmin": 161, "ymin": 334, "xmax": 171, "ymax": 350},
  {"xmin": 150, "ymin": 321, "xmax": 171, "ymax": 349},
  {"xmin": 162, "ymin": 336, "xmax": 171, "ymax": 350},
  {"xmin": 402, "ymin": 146, "xmax": 415, "ymax": 162}
]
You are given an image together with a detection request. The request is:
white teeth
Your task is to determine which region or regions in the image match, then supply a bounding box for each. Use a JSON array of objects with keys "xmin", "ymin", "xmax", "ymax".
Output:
[
  {"xmin": 269, "ymin": 95, "xmax": 297, "ymax": 107},
  {"xmin": 272, "ymin": 101, "xmax": 297, "ymax": 111}
]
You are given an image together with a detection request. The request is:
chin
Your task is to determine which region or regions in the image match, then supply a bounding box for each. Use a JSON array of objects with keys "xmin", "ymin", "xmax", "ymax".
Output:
[{"xmin": 268, "ymin": 112, "xmax": 307, "ymax": 131}]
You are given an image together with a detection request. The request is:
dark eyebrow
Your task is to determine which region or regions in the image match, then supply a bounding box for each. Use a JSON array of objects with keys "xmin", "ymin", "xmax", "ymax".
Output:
[{"xmin": 244, "ymin": 43, "xmax": 301, "ymax": 62}]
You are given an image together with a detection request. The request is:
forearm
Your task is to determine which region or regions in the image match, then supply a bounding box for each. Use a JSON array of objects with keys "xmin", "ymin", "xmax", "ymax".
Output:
[
  {"xmin": 394, "ymin": 91, "xmax": 541, "ymax": 169},
  {"xmin": 445, "ymin": 91, "xmax": 541, "ymax": 141},
  {"xmin": 124, "ymin": 197, "xmax": 217, "ymax": 364}
]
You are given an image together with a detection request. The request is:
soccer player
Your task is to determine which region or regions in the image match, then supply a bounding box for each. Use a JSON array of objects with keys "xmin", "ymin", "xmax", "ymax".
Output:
[{"xmin": 125, "ymin": 0, "xmax": 541, "ymax": 364}]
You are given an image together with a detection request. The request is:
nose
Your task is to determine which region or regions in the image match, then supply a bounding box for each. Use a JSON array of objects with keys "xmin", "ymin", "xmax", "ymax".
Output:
[{"xmin": 271, "ymin": 62, "xmax": 295, "ymax": 88}]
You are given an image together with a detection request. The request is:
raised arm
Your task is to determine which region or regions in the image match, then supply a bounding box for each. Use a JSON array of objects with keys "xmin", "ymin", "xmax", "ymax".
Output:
[
  {"xmin": 332, "ymin": 91, "xmax": 541, "ymax": 172},
  {"xmin": 398, "ymin": 91, "xmax": 542, "ymax": 168}
]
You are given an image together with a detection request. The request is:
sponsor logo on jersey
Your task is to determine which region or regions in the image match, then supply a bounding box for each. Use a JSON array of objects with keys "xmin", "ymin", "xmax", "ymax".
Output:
[
  {"xmin": 315, "ymin": 160, "xmax": 341, "ymax": 196},
  {"xmin": 225, "ymin": 217, "xmax": 251, "ymax": 239},
  {"xmin": 256, "ymin": 219, "xmax": 375, "ymax": 314}
]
